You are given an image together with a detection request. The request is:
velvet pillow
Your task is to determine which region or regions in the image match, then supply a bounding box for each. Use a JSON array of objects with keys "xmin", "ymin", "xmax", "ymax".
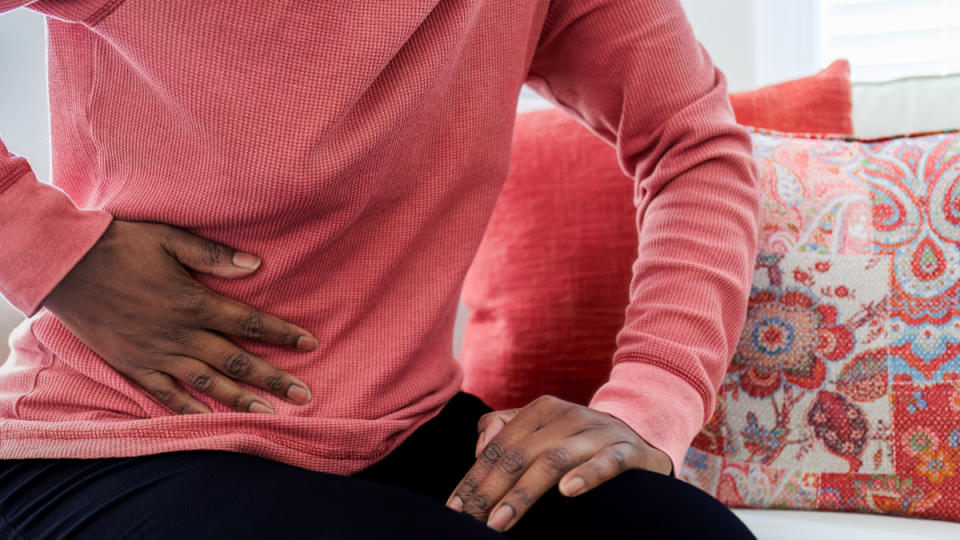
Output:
[
  {"xmin": 679, "ymin": 128, "xmax": 960, "ymax": 522},
  {"xmin": 459, "ymin": 61, "xmax": 854, "ymax": 412}
]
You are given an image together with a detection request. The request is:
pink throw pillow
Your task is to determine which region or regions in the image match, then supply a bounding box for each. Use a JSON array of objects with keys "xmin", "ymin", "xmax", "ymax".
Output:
[{"xmin": 730, "ymin": 59, "xmax": 852, "ymax": 135}]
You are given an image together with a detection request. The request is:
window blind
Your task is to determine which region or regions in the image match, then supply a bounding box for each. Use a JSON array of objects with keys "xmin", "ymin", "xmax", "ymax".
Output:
[{"xmin": 820, "ymin": 0, "xmax": 960, "ymax": 81}]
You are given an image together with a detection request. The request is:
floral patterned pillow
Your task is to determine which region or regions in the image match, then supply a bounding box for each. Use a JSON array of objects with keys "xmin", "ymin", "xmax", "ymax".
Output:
[{"xmin": 679, "ymin": 128, "xmax": 960, "ymax": 523}]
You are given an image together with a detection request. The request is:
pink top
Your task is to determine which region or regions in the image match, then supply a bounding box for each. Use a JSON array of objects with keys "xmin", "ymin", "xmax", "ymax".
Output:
[{"xmin": 0, "ymin": 0, "xmax": 758, "ymax": 474}]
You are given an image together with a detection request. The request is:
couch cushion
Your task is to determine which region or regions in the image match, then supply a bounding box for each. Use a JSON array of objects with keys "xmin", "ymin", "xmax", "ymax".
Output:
[
  {"xmin": 679, "ymin": 128, "xmax": 960, "ymax": 522},
  {"xmin": 732, "ymin": 509, "xmax": 960, "ymax": 540},
  {"xmin": 731, "ymin": 59, "xmax": 853, "ymax": 135},
  {"xmin": 853, "ymin": 73, "xmax": 960, "ymax": 138}
]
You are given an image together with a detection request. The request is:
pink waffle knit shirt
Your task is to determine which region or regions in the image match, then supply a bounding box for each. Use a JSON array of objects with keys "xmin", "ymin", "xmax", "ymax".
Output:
[{"xmin": 0, "ymin": 0, "xmax": 758, "ymax": 475}]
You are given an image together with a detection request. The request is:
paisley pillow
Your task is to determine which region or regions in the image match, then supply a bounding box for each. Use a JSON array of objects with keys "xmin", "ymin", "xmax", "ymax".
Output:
[{"xmin": 679, "ymin": 128, "xmax": 960, "ymax": 523}]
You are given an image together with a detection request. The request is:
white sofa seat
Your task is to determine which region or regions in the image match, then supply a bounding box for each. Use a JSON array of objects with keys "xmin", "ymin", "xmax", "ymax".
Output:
[{"xmin": 733, "ymin": 509, "xmax": 960, "ymax": 539}]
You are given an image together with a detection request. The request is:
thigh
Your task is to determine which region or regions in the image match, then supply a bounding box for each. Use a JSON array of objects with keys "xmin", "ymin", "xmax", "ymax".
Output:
[
  {"xmin": 355, "ymin": 391, "xmax": 755, "ymax": 539},
  {"xmin": 503, "ymin": 468, "xmax": 756, "ymax": 540},
  {"xmin": 0, "ymin": 450, "xmax": 505, "ymax": 540},
  {"xmin": 352, "ymin": 390, "xmax": 496, "ymax": 504}
]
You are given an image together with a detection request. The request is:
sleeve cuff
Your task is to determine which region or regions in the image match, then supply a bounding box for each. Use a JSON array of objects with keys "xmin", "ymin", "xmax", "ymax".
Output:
[
  {"xmin": 0, "ymin": 170, "xmax": 113, "ymax": 316},
  {"xmin": 588, "ymin": 360, "xmax": 707, "ymax": 476}
]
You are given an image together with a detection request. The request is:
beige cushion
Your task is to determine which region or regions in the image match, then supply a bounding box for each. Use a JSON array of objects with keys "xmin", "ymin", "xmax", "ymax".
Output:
[{"xmin": 853, "ymin": 74, "xmax": 960, "ymax": 138}]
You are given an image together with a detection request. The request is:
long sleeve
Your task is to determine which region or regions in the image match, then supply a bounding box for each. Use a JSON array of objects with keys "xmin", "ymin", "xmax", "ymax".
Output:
[
  {"xmin": 0, "ymin": 1, "xmax": 34, "ymax": 9},
  {"xmin": 0, "ymin": 5, "xmax": 113, "ymax": 315},
  {"xmin": 524, "ymin": 0, "xmax": 759, "ymax": 473}
]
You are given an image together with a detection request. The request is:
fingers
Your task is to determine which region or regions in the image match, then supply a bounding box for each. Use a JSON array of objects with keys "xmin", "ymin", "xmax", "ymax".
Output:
[
  {"xmin": 132, "ymin": 330, "xmax": 310, "ymax": 414},
  {"xmin": 475, "ymin": 409, "xmax": 520, "ymax": 458},
  {"xmin": 134, "ymin": 370, "xmax": 213, "ymax": 415},
  {"xmin": 557, "ymin": 441, "xmax": 643, "ymax": 498},
  {"xmin": 201, "ymin": 292, "xmax": 318, "ymax": 351},
  {"xmin": 455, "ymin": 423, "xmax": 598, "ymax": 529},
  {"xmin": 447, "ymin": 400, "xmax": 553, "ymax": 514},
  {"xmin": 486, "ymin": 435, "xmax": 604, "ymax": 532},
  {"xmin": 158, "ymin": 226, "xmax": 261, "ymax": 279},
  {"xmin": 447, "ymin": 396, "xmax": 654, "ymax": 533},
  {"xmin": 164, "ymin": 278, "xmax": 318, "ymax": 352},
  {"xmin": 158, "ymin": 355, "xmax": 277, "ymax": 413},
  {"xmin": 186, "ymin": 332, "xmax": 312, "ymax": 405},
  {"xmin": 154, "ymin": 224, "xmax": 319, "ymax": 349}
]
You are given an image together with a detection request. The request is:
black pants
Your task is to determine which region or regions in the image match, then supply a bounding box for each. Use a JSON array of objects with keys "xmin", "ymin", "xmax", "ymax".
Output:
[{"xmin": 0, "ymin": 391, "xmax": 755, "ymax": 539}]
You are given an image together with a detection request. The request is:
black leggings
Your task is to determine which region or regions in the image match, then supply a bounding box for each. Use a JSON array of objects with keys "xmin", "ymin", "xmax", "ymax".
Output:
[{"xmin": 0, "ymin": 391, "xmax": 755, "ymax": 539}]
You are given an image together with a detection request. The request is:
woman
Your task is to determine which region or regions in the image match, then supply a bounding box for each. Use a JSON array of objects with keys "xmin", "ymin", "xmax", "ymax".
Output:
[{"xmin": 0, "ymin": 0, "xmax": 758, "ymax": 537}]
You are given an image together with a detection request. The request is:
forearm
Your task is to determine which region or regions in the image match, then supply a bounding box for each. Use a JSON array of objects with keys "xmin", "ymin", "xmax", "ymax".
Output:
[{"xmin": 525, "ymin": 0, "xmax": 759, "ymax": 472}]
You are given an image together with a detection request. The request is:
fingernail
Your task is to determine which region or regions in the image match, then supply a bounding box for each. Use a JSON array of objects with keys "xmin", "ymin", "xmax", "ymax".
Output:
[
  {"xmin": 447, "ymin": 496, "xmax": 463, "ymax": 512},
  {"xmin": 248, "ymin": 401, "xmax": 274, "ymax": 414},
  {"xmin": 560, "ymin": 476, "xmax": 585, "ymax": 496},
  {"xmin": 232, "ymin": 252, "xmax": 261, "ymax": 270},
  {"xmin": 488, "ymin": 504, "xmax": 514, "ymax": 531},
  {"xmin": 286, "ymin": 384, "xmax": 311, "ymax": 404},
  {"xmin": 296, "ymin": 336, "xmax": 318, "ymax": 351},
  {"xmin": 475, "ymin": 431, "xmax": 486, "ymax": 458}
]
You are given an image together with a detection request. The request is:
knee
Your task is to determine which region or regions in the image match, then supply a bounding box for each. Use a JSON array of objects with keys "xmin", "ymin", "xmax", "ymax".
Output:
[
  {"xmin": 508, "ymin": 469, "xmax": 755, "ymax": 539},
  {"xmin": 583, "ymin": 469, "xmax": 756, "ymax": 539}
]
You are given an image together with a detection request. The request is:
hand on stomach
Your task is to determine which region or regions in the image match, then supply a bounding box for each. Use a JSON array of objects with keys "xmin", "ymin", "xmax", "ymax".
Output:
[{"xmin": 42, "ymin": 220, "xmax": 317, "ymax": 415}]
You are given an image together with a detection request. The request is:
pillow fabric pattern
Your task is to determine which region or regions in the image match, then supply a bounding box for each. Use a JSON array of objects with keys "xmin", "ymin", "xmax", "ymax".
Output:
[
  {"xmin": 460, "ymin": 62, "xmax": 854, "ymax": 412},
  {"xmin": 679, "ymin": 128, "xmax": 960, "ymax": 522}
]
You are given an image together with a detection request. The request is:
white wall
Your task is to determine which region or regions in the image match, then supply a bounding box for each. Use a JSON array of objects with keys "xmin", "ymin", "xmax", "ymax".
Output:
[
  {"xmin": 0, "ymin": 8, "xmax": 48, "ymax": 180},
  {"xmin": 0, "ymin": 8, "xmax": 46, "ymax": 360},
  {"xmin": 680, "ymin": 0, "xmax": 758, "ymax": 91},
  {"xmin": 680, "ymin": 0, "xmax": 822, "ymax": 92}
]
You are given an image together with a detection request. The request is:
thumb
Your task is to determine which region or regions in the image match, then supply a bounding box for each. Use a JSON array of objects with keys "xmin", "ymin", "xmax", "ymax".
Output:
[
  {"xmin": 159, "ymin": 226, "xmax": 261, "ymax": 278},
  {"xmin": 475, "ymin": 408, "xmax": 521, "ymax": 458}
]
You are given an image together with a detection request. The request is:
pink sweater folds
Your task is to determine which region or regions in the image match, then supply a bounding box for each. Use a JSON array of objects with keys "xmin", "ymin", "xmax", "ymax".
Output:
[{"xmin": 0, "ymin": 0, "xmax": 758, "ymax": 475}]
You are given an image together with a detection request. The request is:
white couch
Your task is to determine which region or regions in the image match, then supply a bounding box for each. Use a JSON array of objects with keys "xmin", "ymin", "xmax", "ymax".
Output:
[{"xmin": 4, "ymin": 74, "xmax": 960, "ymax": 538}]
